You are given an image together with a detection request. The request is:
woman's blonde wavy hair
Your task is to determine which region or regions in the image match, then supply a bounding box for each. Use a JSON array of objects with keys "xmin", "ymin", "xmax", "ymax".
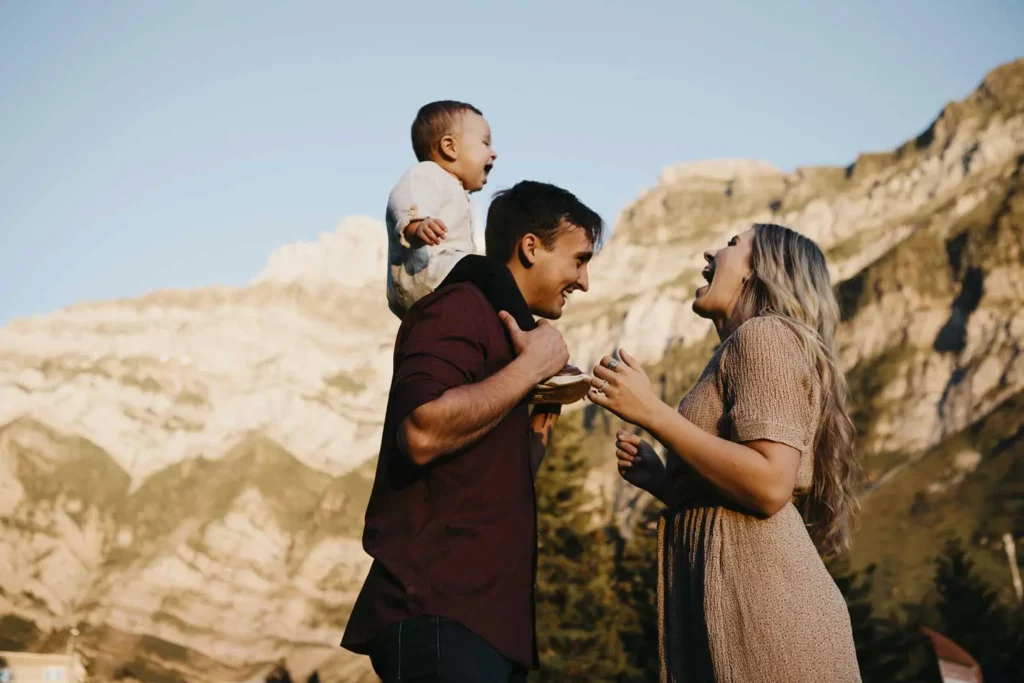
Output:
[{"xmin": 734, "ymin": 223, "xmax": 859, "ymax": 554}]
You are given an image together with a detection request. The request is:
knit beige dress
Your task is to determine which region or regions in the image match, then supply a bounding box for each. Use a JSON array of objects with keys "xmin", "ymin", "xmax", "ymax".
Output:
[{"xmin": 657, "ymin": 316, "xmax": 860, "ymax": 683}]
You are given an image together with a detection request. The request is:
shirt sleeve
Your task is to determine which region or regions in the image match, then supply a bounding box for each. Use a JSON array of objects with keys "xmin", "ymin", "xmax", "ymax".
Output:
[
  {"xmin": 387, "ymin": 163, "xmax": 446, "ymax": 248},
  {"xmin": 389, "ymin": 287, "xmax": 490, "ymax": 423},
  {"xmin": 722, "ymin": 316, "xmax": 816, "ymax": 452}
]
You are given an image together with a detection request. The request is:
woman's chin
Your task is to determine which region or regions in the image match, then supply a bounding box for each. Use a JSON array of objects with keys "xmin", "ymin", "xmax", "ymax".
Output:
[{"xmin": 692, "ymin": 288, "xmax": 711, "ymax": 317}]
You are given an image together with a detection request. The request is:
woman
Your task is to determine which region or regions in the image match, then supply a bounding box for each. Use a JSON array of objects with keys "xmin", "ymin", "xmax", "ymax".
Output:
[{"xmin": 588, "ymin": 223, "xmax": 861, "ymax": 682}]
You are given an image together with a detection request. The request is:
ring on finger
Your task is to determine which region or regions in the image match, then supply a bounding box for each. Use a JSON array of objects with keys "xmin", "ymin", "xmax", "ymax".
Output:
[{"xmin": 608, "ymin": 359, "xmax": 619, "ymax": 371}]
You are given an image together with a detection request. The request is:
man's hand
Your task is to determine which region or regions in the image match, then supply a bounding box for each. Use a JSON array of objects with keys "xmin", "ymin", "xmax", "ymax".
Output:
[
  {"xmin": 499, "ymin": 312, "xmax": 569, "ymax": 383},
  {"xmin": 405, "ymin": 217, "xmax": 448, "ymax": 246}
]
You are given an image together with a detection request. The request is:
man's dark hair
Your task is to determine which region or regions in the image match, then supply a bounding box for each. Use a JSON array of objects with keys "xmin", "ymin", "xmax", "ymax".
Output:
[
  {"xmin": 485, "ymin": 181, "xmax": 605, "ymax": 263},
  {"xmin": 411, "ymin": 100, "xmax": 483, "ymax": 162}
]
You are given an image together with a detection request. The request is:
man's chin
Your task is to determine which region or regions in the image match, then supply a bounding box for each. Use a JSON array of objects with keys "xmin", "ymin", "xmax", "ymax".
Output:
[{"xmin": 533, "ymin": 302, "xmax": 564, "ymax": 320}]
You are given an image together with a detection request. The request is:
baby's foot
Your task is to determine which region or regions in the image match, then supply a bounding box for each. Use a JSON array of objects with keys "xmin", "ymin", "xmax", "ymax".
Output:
[{"xmin": 530, "ymin": 364, "xmax": 592, "ymax": 405}]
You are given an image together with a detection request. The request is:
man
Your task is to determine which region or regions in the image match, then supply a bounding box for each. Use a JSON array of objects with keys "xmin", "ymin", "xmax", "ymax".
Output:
[{"xmin": 341, "ymin": 180, "xmax": 604, "ymax": 682}]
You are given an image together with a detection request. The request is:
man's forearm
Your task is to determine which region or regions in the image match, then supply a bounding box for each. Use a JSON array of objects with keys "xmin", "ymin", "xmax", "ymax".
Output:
[
  {"xmin": 528, "ymin": 405, "xmax": 561, "ymax": 474},
  {"xmin": 400, "ymin": 356, "xmax": 540, "ymax": 465}
]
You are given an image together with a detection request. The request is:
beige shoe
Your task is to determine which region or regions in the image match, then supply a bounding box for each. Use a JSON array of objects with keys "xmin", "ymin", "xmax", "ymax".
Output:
[{"xmin": 530, "ymin": 365, "xmax": 592, "ymax": 405}]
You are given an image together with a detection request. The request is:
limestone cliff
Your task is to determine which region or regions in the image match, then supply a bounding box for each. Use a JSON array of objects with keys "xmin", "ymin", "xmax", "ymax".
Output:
[
  {"xmin": 564, "ymin": 58, "xmax": 1024, "ymax": 609},
  {"xmin": 2, "ymin": 59, "xmax": 1023, "ymax": 681}
]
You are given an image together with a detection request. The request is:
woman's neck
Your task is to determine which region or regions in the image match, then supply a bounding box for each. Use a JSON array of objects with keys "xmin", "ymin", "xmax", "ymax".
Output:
[{"xmin": 714, "ymin": 309, "xmax": 750, "ymax": 342}]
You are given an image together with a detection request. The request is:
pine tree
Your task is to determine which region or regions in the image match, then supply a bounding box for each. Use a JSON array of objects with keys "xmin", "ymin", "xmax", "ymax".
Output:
[
  {"xmin": 932, "ymin": 538, "xmax": 1016, "ymax": 680},
  {"xmin": 533, "ymin": 422, "xmax": 634, "ymax": 681},
  {"xmin": 611, "ymin": 499, "xmax": 661, "ymax": 683},
  {"xmin": 265, "ymin": 660, "xmax": 293, "ymax": 683},
  {"xmin": 1003, "ymin": 601, "xmax": 1024, "ymax": 680},
  {"xmin": 828, "ymin": 559, "xmax": 926, "ymax": 683}
]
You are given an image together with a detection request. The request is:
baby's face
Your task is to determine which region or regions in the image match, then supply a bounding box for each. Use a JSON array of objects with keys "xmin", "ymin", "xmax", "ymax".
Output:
[{"xmin": 452, "ymin": 112, "xmax": 496, "ymax": 192}]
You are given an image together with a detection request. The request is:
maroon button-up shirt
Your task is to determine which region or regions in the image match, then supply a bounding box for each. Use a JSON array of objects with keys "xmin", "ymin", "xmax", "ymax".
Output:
[{"xmin": 341, "ymin": 282, "xmax": 537, "ymax": 668}]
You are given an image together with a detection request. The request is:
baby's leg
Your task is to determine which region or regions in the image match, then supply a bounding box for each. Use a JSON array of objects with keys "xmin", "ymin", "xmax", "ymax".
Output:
[{"xmin": 439, "ymin": 255, "xmax": 537, "ymax": 331}]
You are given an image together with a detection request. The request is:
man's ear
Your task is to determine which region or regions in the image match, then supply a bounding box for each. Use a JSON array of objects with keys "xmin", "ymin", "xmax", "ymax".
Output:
[
  {"xmin": 438, "ymin": 133, "xmax": 458, "ymax": 162},
  {"xmin": 517, "ymin": 234, "xmax": 540, "ymax": 268}
]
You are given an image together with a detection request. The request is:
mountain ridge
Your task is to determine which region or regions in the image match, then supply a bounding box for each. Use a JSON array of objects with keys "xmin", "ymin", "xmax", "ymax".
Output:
[{"xmin": 1, "ymin": 57, "xmax": 1022, "ymax": 681}]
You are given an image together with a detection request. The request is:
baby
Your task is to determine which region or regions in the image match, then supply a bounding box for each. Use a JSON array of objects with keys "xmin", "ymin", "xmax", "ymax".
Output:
[{"xmin": 385, "ymin": 100, "xmax": 588, "ymax": 404}]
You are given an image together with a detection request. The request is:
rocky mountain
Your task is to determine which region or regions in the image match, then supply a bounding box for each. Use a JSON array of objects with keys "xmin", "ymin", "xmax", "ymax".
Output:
[
  {"xmin": 564, "ymin": 57, "xmax": 1024, "ymax": 610},
  {"xmin": 1, "ymin": 58, "xmax": 1022, "ymax": 681},
  {"xmin": 0, "ymin": 217, "xmax": 394, "ymax": 681}
]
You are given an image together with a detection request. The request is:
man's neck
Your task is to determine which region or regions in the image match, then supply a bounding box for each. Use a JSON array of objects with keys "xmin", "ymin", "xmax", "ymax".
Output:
[{"xmin": 506, "ymin": 260, "xmax": 535, "ymax": 313}]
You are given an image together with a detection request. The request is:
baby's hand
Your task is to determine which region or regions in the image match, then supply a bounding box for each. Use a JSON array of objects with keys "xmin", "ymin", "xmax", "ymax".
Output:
[{"xmin": 412, "ymin": 217, "xmax": 447, "ymax": 246}]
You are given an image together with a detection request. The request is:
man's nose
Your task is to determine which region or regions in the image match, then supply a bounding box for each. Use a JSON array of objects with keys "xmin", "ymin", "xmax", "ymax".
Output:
[
  {"xmin": 704, "ymin": 250, "xmax": 716, "ymax": 264},
  {"xmin": 577, "ymin": 265, "xmax": 590, "ymax": 292}
]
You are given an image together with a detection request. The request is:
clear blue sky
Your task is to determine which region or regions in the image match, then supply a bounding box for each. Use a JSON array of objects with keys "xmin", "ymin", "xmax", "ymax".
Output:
[{"xmin": 1, "ymin": 1, "xmax": 1021, "ymax": 324}]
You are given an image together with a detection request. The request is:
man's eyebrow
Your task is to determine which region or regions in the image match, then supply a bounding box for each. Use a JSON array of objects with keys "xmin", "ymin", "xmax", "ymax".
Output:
[{"xmin": 577, "ymin": 251, "xmax": 594, "ymax": 262}]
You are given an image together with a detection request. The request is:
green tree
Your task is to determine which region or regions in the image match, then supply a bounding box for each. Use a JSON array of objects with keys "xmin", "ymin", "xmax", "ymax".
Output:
[
  {"xmin": 931, "ymin": 538, "xmax": 1018, "ymax": 681},
  {"xmin": 533, "ymin": 422, "xmax": 635, "ymax": 682},
  {"xmin": 265, "ymin": 660, "xmax": 293, "ymax": 683},
  {"xmin": 1003, "ymin": 602, "xmax": 1024, "ymax": 680},
  {"xmin": 828, "ymin": 559, "xmax": 928, "ymax": 683},
  {"xmin": 610, "ymin": 499, "xmax": 661, "ymax": 683}
]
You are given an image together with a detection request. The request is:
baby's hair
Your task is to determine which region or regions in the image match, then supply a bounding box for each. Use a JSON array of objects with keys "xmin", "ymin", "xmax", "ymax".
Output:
[{"xmin": 411, "ymin": 100, "xmax": 483, "ymax": 162}]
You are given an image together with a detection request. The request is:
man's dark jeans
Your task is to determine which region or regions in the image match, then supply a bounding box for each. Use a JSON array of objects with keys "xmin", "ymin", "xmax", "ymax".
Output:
[{"xmin": 368, "ymin": 615, "xmax": 528, "ymax": 683}]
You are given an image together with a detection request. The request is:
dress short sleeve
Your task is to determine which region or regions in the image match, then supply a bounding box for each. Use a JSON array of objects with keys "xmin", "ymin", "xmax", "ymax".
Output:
[{"xmin": 722, "ymin": 316, "xmax": 817, "ymax": 452}]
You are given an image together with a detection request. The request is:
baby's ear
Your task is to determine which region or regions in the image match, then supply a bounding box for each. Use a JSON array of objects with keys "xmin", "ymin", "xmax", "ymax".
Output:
[{"xmin": 438, "ymin": 133, "xmax": 458, "ymax": 161}]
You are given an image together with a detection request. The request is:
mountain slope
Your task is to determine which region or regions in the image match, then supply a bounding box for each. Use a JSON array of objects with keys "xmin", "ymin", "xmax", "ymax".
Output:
[
  {"xmin": 1, "ymin": 59, "xmax": 1022, "ymax": 681},
  {"xmin": 559, "ymin": 58, "xmax": 1024, "ymax": 609}
]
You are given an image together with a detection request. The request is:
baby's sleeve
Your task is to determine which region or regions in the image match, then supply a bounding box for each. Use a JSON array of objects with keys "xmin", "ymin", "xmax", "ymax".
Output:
[{"xmin": 387, "ymin": 163, "xmax": 445, "ymax": 248}]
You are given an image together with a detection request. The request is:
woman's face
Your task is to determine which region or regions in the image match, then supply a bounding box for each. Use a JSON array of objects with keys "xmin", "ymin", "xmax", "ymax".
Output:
[{"xmin": 693, "ymin": 227, "xmax": 755, "ymax": 322}]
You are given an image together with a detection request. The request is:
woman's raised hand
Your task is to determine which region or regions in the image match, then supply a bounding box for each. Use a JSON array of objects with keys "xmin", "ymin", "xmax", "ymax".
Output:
[{"xmin": 589, "ymin": 349, "xmax": 659, "ymax": 428}]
